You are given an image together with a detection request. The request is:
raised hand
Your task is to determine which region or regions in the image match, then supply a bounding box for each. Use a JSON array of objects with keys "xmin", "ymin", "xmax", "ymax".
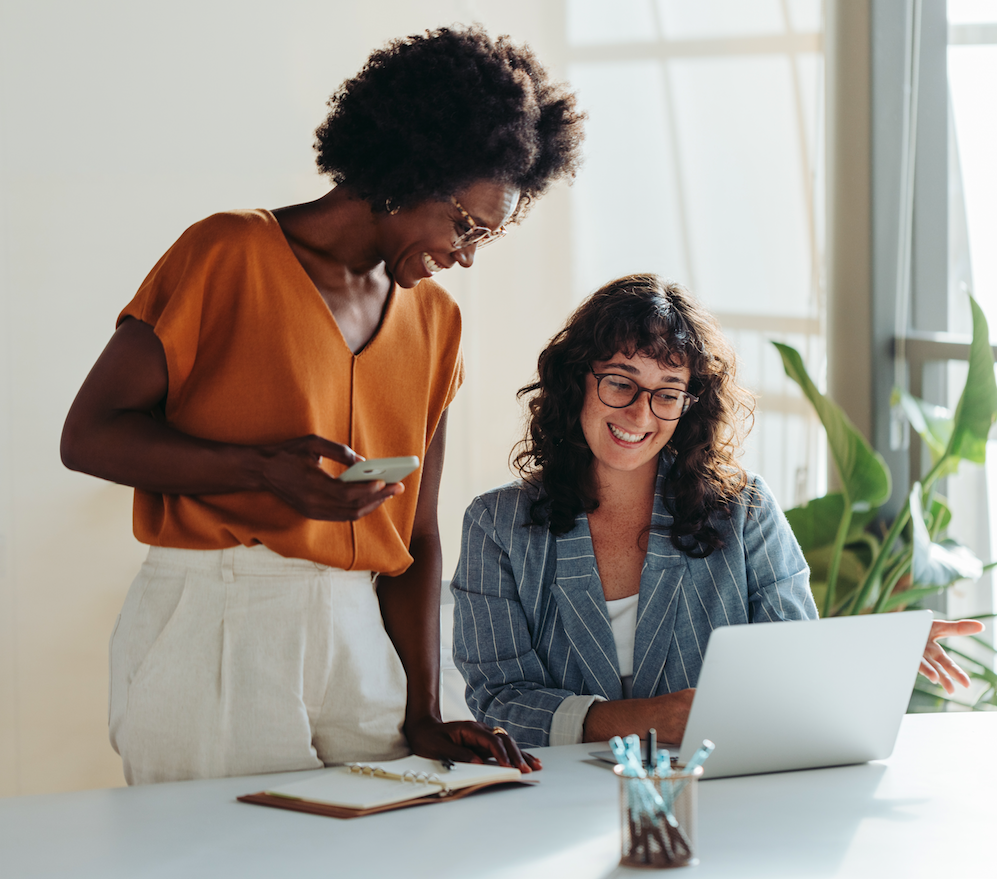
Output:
[{"xmin": 919, "ymin": 618, "xmax": 986, "ymax": 694}]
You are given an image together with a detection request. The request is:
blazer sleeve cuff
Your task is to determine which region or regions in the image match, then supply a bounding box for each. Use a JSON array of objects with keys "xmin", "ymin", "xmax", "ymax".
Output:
[{"xmin": 549, "ymin": 694, "xmax": 607, "ymax": 746}]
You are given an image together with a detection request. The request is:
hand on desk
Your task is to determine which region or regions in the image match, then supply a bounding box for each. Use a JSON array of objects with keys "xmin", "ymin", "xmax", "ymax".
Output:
[
  {"xmin": 405, "ymin": 716, "xmax": 542, "ymax": 773},
  {"xmin": 919, "ymin": 618, "xmax": 986, "ymax": 694}
]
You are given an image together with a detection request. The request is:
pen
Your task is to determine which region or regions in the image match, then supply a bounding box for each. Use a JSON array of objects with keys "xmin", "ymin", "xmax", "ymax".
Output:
[
  {"xmin": 440, "ymin": 758, "xmax": 455, "ymax": 771},
  {"xmin": 683, "ymin": 739, "xmax": 715, "ymax": 774},
  {"xmin": 648, "ymin": 728, "xmax": 657, "ymax": 772}
]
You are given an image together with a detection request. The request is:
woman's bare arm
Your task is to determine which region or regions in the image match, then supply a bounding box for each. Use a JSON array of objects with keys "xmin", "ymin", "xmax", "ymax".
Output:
[
  {"xmin": 582, "ymin": 690, "xmax": 696, "ymax": 745},
  {"xmin": 61, "ymin": 317, "xmax": 398, "ymax": 519},
  {"xmin": 377, "ymin": 410, "xmax": 539, "ymax": 771}
]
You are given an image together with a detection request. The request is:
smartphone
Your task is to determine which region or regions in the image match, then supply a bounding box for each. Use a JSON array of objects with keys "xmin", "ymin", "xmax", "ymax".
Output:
[{"xmin": 338, "ymin": 455, "xmax": 420, "ymax": 484}]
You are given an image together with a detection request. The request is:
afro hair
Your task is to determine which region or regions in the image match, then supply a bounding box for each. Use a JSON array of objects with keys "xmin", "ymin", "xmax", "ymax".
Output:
[{"xmin": 314, "ymin": 25, "xmax": 585, "ymax": 217}]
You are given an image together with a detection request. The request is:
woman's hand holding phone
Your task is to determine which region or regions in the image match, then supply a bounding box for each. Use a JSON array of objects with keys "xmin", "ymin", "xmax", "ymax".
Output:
[{"xmin": 258, "ymin": 439, "xmax": 414, "ymax": 521}]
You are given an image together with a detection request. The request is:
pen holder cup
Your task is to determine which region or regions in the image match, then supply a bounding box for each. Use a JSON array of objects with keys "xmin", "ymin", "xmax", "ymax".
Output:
[{"xmin": 615, "ymin": 764, "xmax": 703, "ymax": 869}]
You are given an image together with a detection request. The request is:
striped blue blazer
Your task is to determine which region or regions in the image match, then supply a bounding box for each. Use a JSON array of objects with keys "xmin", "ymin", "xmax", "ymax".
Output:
[{"xmin": 450, "ymin": 455, "xmax": 817, "ymax": 747}]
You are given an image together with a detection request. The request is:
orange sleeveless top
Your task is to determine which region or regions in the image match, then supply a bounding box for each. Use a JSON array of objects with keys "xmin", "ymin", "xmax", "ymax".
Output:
[{"xmin": 118, "ymin": 210, "xmax": 463, "ymax": 576}]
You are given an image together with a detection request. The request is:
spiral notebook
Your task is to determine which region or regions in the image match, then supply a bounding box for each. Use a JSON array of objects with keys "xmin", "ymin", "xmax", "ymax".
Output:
[{"xmin": 238, "ymin": 756, "xmax": 531, "ymax": 819}]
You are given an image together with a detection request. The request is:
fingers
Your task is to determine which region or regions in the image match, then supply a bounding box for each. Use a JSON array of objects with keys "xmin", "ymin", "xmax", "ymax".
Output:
[
  {"xmin": 931, "ymin": 647, "xmax": 970, "ymax": 690},
  {"xmin": 407, "ymin": 720, "xmax": 538, "ymax": 772},
  {"xmin": 921, "ymin": 644, "xmax": 965, "ymax": 694},
  {"xmin": 919, "ymin": 657, "xmax": 955, "ymax": 694},
  {"xmin": 450, "ymin": 724, "xmax": 537, "ymax": 773},
  {"xmin": 919, "ymin": 620, "xmax": 981, "ymax": 695},
  {"xmin": 930, "ymin": 619, "xmax": 985, "ymax": 640},
  {"xmin": 260, "ymin": 436, "xmax": 408, "ymax": 521},
  {"xmin": 489, "ymin": 728, "xmax": 538, "ymax": 773},
  {"xmin": 281, "ymin": 472, "xmax": 398, "ymax": 521},
  {"xmin": 934, "ymin": 663, "xmax": 957, "ymax": 695},
  {"xmin": 300, "ymin": 435, "xmax": 363, "ymax": 466},
  {"xmin": 523, "ymin": 751, "xmax": 543, "ymax": 771},
  {"xmin": 348, "ymin": 481, "xmax": 404, "ymax": 517}
]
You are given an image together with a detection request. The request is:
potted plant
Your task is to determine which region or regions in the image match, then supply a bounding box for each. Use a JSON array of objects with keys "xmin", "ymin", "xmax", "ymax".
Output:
[{"xmin": 772, "ymin": 295, "xmax": 997, "ymax": 709}]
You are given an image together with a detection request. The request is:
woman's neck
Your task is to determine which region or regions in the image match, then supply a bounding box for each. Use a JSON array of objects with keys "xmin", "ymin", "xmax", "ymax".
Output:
[
  {"xmin": 587, "ymin": 457, "xmax": 660, "ymax": 601},
  {"xmin": 272, "ymin": 186, "xmax": 383, "ymax": 274},
  {"xmin": 271, "ymin": 187, "xmax": 393, "ymax": 353},
  {"xmin": 591, "ymin": 456, "xmax": 660, "ymax": 513}
]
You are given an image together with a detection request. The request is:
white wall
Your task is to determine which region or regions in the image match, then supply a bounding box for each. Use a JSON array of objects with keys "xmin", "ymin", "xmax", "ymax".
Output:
[{"xmin": 0, "ymin": 0, "xmax": 577, "ymax": 796}]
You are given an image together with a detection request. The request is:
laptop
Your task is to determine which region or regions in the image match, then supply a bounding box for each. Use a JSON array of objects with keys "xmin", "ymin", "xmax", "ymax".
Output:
[{"xmin": 674, "ymin": 610, "xmax": 933, "ymax": 778}]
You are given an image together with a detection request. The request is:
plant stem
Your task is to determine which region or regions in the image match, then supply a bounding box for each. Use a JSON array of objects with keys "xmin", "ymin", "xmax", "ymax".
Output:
[
  {"xmin": 824, "ymin": 505, "xmax": 853, "ymax": 617},
  {"xmin": 921, "ymin": 453, "xmax": 948, "ymax": 495},
  {"xmin": 872, "ymin": 548, "xmax": 913, "ymax": 613},
  {"xmin": 850, "ymin": 504, "xmax": 911, "ymax": 614}
]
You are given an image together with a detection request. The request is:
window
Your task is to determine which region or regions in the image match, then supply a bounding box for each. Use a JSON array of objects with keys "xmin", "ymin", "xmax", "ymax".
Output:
[
  {"xmin": 566, "ymin": 0, "xmax": 826, "ymax": 509},
  {"xmin": 944, "ymin": 0, "xmax": 997, "ymax": 623}
]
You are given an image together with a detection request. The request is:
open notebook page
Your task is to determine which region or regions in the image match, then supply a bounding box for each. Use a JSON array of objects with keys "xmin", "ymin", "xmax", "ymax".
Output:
[{"xmin": 263, "ymin": 756, "xmax": 523, "ymax": 811}]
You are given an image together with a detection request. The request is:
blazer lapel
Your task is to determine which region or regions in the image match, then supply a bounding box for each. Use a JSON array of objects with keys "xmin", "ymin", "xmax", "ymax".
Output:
[
  {"xmin": 631, "ymin": 457, "xmax": 688, "ymax": 699},
  {"xmin": 550, "ymin": 513, "xmax": 624, "ymax": 701}
]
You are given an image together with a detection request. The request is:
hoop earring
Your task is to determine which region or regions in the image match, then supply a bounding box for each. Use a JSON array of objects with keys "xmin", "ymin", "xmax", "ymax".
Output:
[{"xmin": 385, "ymin": 199, "xmax": 400, "ymax": 216}]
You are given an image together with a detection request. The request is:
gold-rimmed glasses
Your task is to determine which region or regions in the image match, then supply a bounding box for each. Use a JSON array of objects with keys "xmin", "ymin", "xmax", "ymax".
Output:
[{"xmin": 450, "ymin": 197, "xmax": 508, "ymax": 249}]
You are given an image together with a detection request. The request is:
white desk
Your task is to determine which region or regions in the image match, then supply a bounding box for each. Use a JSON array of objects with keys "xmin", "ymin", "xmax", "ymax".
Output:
[{"xmin": 2, "ymin": 713, "xmax": 994, "ymax": 878}]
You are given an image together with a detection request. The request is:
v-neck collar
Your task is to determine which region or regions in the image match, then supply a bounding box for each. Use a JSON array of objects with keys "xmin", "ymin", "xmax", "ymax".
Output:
[
  {"xmin": 548, "ymin": 453, "xmax": 690, "ymax": 700},
  {"xmin": 263, "ymin": 208, "xmax": 397, "ymax": 358}
]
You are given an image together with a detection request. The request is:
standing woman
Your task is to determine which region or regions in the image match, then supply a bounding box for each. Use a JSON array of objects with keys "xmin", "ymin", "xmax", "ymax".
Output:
[{"xmin": 61, "ymin": 26, "xmax": 584, "ymax": 784}]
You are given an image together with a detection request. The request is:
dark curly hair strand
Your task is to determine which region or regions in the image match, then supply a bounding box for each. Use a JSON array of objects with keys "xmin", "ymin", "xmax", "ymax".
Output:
[
  {"xmin": 514, "ymin": 275, "xmax": 754, "ymax": 557},
  {"xmin": 314, "ymin": 25, "xmax": 585, "ymax": 216}
]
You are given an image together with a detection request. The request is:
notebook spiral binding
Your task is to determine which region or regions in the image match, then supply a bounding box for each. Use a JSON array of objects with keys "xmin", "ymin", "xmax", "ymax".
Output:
[{"xmin": 346, "ymin": 762, "xmax": 449, "ymax": 791}]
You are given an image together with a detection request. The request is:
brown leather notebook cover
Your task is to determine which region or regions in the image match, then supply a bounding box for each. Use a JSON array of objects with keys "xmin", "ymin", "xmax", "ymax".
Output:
[{"xmin": 238, "ymin": 779, "xmax": 531, "ymax": 819}]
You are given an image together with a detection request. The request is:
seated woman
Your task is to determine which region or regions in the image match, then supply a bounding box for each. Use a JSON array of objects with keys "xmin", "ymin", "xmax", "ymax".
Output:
[{"xmin": 451, "ymin": 274, "xmax": 983, "ymax": 748}]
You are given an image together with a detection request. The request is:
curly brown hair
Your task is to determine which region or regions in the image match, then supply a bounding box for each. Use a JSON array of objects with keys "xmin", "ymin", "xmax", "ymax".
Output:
[
  {"xmin": 313, "ymin": 25, "xmax": 585, "ymax": 217},
  {"xmin": 514, "ymin": 275, "xmax": 755, "ymax": 557}
]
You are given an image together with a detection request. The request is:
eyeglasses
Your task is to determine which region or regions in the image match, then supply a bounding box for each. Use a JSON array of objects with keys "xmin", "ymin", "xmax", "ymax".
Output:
[
  {"xmin": 590, "ymin": 367, "xmax": 699, "ymax": 421},
  {"xmin": 450, "ymin": 197, "xmax": 508, "ymax": 250}
]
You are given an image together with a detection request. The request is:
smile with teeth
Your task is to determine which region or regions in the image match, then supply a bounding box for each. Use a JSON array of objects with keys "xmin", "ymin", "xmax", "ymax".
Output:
[
  {"xmin": 422, "ymin": 252, "xmax": 444, "ymax": 274},
  {"xmin": 609, "ymin": 423, "xmax": 649, "ymax": 444}
]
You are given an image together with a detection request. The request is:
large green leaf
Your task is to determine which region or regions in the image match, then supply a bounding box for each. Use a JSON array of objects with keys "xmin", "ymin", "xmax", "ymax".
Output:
[
  {"xmin": 806, "ymin": 547, "xmax": 875, "ymax": 616},
  {"xmin": 946, "ymin": 295, "xmax": 997, "ymax": 465},
  {"xmin": 909, "ymin": 482, "xmax": 983, "ymax": 587},
  {"xmin": 892, "ymin": 388, "xmax": 952, "ymax": 462},
  {"xmin": 784, "ymin": 493, "xmax": 874, "ymax": 552},
  {"xmin": 803, "ymin": 544, "xmax": 870, "ymax": 589},
  {"xmin": 774, "ymin": 343, "xmax": 891, "ymax": 511},
  {"xmin": 927, "ymin": 496, "xmax": 952, "ymax": 537}
]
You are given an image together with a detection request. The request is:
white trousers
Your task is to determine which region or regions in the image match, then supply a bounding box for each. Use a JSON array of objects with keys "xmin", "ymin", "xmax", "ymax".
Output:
[{"xmin": 109, "ymin": 545, "xmax": 409, "ymax": 785}]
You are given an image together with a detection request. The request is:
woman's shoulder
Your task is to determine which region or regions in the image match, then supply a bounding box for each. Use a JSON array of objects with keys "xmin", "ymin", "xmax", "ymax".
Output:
[
  {"xmin": 129, "ymin": 211, "xmax": 277, "ymax": 306},
  {"xmin": 723, "ymin": 470, "xmax": 789, "ymax": 531},
  {"xmin": 470, "ymin": 477, "xmax": 541, "ymax": 508},
  {"xmin": 730, "ymin": 469, "xmax": 769, "ymax": 495},
  {"xmin": 180, "ymin": 209, "xmax": 276, "ymax": 244},
  {"xmin": 739, "ymin": 471, "xmax": 779, "ymax": 505},
  {"xmin": 465, "ymin": 479, "xmax": 543, "ymax": 527}
]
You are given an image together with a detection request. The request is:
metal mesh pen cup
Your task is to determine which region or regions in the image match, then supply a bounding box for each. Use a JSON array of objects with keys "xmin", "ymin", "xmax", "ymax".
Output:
[{"xmin": 614, "ymin": 764, "xmax": 703, "ymax": 869}]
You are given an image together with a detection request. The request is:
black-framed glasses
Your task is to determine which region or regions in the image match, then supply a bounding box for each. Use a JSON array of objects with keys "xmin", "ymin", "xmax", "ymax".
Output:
[
  {"xmin": 450, "ymin": 197, "xmax": 508, "ymax": 250},
  {"xmin": 590, "ymin": 367, "xmax": 699, "ymax": 421}
]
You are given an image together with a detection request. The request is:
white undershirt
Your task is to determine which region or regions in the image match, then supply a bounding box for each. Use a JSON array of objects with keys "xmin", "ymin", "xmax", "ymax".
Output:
[{"xmin": 606, "ymin": 592, "xmax": 640, "ymax": 679}]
